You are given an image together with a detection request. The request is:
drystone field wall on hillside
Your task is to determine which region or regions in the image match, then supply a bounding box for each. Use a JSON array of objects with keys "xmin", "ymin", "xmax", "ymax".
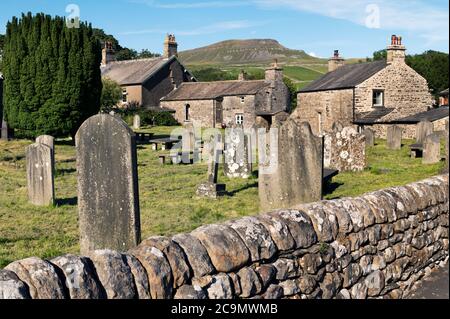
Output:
[{"xmin": 0, "ymin": 175, "xmax": 448, "ymax": 299}]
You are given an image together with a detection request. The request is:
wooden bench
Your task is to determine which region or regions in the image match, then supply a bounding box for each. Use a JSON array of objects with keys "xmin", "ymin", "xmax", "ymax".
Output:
[
  {"xmin": 409, "ymin": 143, "xmax": 424, "ymax": 158},
  {"xmin": 135, "ymin": 132, "xmax": 154, "ymax": 144},
  {"xmin": 149, "ymin": 137, "xmax": 181, "ymax": 151}
]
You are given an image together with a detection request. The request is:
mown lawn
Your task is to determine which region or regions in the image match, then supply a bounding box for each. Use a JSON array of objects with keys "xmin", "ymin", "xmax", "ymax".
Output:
[{"xmin": 0, "ymin": 127, "xmax": 445, "ymax": 267}]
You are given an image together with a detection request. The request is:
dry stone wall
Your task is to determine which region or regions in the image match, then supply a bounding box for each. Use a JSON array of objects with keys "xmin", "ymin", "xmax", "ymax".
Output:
[{"xmin": 1, "ymin": 175, "xmax": 448, "ymax": 299}]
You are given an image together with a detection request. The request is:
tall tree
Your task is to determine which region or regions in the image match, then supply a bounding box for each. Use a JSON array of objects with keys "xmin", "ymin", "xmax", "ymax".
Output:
[{"xmin": 2, "ymin": 13, "xmax": 102, "ymax": 138}]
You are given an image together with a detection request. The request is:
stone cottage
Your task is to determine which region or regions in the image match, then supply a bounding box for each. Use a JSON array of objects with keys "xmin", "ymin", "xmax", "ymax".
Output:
[
  {"xmin": 292, "ymin": 35, "xmax": 438, "ymax": 138},
  {"xmin": 160, "ymin": 62, "xmax": 290, "ymax": 129},
  {"xmin": 440, "ymin": 89, "xmax": 449, "ymax": 107},
  {"xmin": 101, "ymin": 34, "xmax": 195, "ymax": 109}
]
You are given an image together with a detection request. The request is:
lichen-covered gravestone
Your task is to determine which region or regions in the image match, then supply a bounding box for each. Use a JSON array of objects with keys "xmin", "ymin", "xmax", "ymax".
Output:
[
  {"xmin": 224, "ymin": 128, "xmax": 252, "ymax": 178},
  {"xmin": 76, "ymin": 114, "xmax": 141, "ymax": 255},
  {"xmin": 133, "ymin": 114, "xmax": 141, "ymax": 130},
  {"xmin": 386, "ymin": 125, "xmax": 402, "ymax": 150},
  {"xmin": 363, "ymin": 128, "xmax": 375, "ymax": 147},
  {"xmin": 26, "ymin": 143, "xmax": 55, "ymax": 206},
  {"xmin": 422, "ymin": 133, "xmax": 441, "ymax": 164},
  {"xmin": 259, "ymin": 118, "xmax": 323, "ymax": 211},
  {"xmin": 324, "ymin": 125, "xmax": 366, "ymax": 172},
  {"xmin": 416, "ymin": 121, "xmax": 433, "ymax": 144}
]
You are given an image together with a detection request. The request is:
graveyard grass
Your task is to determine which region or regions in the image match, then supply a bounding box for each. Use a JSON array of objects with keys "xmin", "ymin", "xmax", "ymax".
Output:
[{"xmin": 0, "ymin": 127, "xmax": 445, "ymax": 267}]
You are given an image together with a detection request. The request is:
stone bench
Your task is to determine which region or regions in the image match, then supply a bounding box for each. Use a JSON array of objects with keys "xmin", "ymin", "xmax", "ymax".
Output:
[{"xmin": 410, "ymin": 143, "xmax": 423, "ymax": 158}]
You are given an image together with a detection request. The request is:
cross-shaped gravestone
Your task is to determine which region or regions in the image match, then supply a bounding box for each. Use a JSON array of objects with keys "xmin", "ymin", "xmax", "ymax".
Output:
[{"xmin": 196, "ymin": 133, "xmax": 226, "ymax": 198}]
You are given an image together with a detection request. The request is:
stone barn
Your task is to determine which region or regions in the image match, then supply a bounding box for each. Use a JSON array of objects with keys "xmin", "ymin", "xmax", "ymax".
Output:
[
  {"xmin": 101, "ymin": 34, "xmax": 195, "ymax": 109},
  {"xmin": 160, "ymin": 62, "xmax": 290, "ymax": 129},
  {"xmin": 292, "ymin": 35, "xmax": 435, "ymax": 138}
]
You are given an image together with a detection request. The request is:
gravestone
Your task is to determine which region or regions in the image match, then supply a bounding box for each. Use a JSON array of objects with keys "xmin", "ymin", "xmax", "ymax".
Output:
[
  {"xmin": 0, "ymin": 118, "xmax": 13, "ymax": 141},
  {"xmin": 416, "ymin": 121, "xmax": 433, "ymax": 144},
  {"xmin": 196, "ymin": 133, "xmax": 226, "ymax": 198},
  {"xmin": 259, "ymin": 118, "xmax": 323, "ymax": 211},
  {"xmin": 324, "ymin": 125, "xmax": 366, "ymax": 172},
  {"xmin": 386, "ymin": 125, "xmax": 402, "ymax": 150},
  {"xmin": 181, "ymin": 123, "xmax": 196, "ymax": 164},
  {"xmin": 36, "ymin": 135, "xmax": 55, "ymax": 154},
  {"xmin": 76, "ymin": 114, "xmax": 141, "ymax": 255},
  {"xmin": 26, "ymin": 143, "xmax": 55, "ymax": 206},
  {"xmin": 363, "ymin": 128, "xmax": 375, "ymax": 147},
  {"xmin": 133, "ymin": 114, "xmax": 141, "ymax": 130},
  {"xmin": 422, "ymin": 133, "xmax": 441, "ymax": 164},
  {"xmin": 224, "ymin": 128, "xmax": 252, "ymax": 178}
]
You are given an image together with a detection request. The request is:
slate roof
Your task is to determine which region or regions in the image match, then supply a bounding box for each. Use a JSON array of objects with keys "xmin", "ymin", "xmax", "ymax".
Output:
[
  {"xmin": 354, "ymin": 107, "xmax": 395, "ymax": 124},
  {"xmin": 161, "ymin": 80, "xmax": 270, "ymax": 101},
  {"xmin": 394, "ymin": 107, "xmax": 449, "ymax": 124},
  {"xmin": 299, "ymin": 60, "xmax": 388, "ymax": 93},
  {"xmin": 101, "ymin": 56, "xmax": 176, "ymax": 86}
]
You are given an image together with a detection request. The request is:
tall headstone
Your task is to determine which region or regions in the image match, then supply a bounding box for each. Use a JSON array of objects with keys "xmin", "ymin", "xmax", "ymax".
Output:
[
  {"xmin": 36, "ymin": 135, "xmax": 55, "ymax": 159},
  {"xmin": 386, "ymin": 125, "xmax": 402, "ymax": 150},
  {"xmin": 76, "ymin": 114, "xmax": 141, "ymax": 255},
  {"xmin": 133, "ymin": 114, "xmax": 141, "ymax": 130},
  {"xmin": 224, "ymin": 128, "xmax": 252, "ymax": 178},
  {"xmin": 422, "ymin": 133, "xmax": 441, "ymax": 164},
  {"xmin": 196, "ymin": 133, "xmax": 226, "ymax": 198},
  {"xmin": 1, "ymin": 118, "xmax": 11, "ymax": 141},
  {"xmin": 324, "ymin": 125, "xmax": 366, "ymax": 172},
  {"xmin": 26, "ymin": 143, "xmax": 55, "ymax": 206},
  {"xmin": 181, "ymin": 123, "xmax": 197, "ymax": 164},
  {"xmin": 363, "ymin": 128, "xmax": 375, "ymax": 147},
  {"xmin": 259, "ymin": 118, "xmax": 323, "ymax": 211},
  {"xmin": 416, "ymin": 121, "xmax": 433, "ymax": 144}
]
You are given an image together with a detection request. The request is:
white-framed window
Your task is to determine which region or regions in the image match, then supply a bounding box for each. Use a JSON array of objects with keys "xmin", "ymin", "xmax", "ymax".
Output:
[
  {"xmin": 372, "ymin": 90, "xmax": 384, "ymax": 107},
  {"xmin": 240, "ymin": 96, "xmax": 245, "ymax": 104},
  {"xmin": 235, "ymin": 114, "xmax": 244, "ymax": 125},
  {"xmin": 122, "ymin": 88, "xmax": 128, "ymax": 103}
]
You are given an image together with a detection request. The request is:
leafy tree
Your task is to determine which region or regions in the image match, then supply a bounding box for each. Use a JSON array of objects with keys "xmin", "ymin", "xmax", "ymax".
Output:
[
  {"xmin": 283, "ymin": 77, "xmax": 297, "ymax": 112},
  {"xmin": 138, "ymin": 49, "xmax": 161, "ymax": 59},
  {"xmin": 406, "ymin": 51, "xmax": 449, "ymax": 97},
  {"xmin": 0, "ymin": 34, "xmax": 4, "ymax": 71},
  {"xmin": 372, "ymin": 49, "xmax": 387, "ymax": 61},
  {"xmin": 100, "ymin": 78, "xmax": 122, "ymax": 112},
  {"xmin": 3, "ymin": 12, "xmax": 102, "ymax": 138}
]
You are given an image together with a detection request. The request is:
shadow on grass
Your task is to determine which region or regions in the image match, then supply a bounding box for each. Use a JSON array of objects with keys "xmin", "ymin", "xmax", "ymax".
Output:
[
  {"xmin": 227, "ymin": 182, "xmax": 258, "ymax": 197},
  {"xmin": 55, "ymin": 140, "xmax": 75, "ymax": 146},
  {"xmin": 56, "ymin": 168, "xmax": 76, "ymax": 175},
  {"xmin": 56, "ymin": 197, "xmax": 78, "ymax": 206},
  {"xmin": 323, "ymin": 182, "xmax": 344, "ymax": 198}
]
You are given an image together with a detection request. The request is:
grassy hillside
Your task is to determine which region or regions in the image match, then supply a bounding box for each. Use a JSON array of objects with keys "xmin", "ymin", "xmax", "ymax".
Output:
[{"xmin": 179, "ymin": 39, "xmax": 323, "ymax": 65}]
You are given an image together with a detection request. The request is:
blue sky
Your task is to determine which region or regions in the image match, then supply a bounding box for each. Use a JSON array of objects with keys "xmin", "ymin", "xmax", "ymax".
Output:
[{"xmin": 0, "ymin": 0, "xmax": 448, "ymax": 58}]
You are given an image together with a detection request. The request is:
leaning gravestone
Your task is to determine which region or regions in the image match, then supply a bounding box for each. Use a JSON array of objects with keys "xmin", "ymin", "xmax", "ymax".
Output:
[
  {"xmin": 324, "ymin": 125, "xmax": 366, "ymax": 172},
  {"xmin": 363, "ymin": 128, "xmax": 375, "ymax": 147},
  {"xmin": 26, "ymin": 143, "xmax": 55, "ymax": 206},
  {"xmin": 224, "ymin": 128, "xmax": 252, "ymax": 178},
  {"xmin": 259, "ymin": 118, "xmax": 323, "ymax": 211},
  {"xmin": 422, "ymin": 133, "xmax": 441, "ymax": 164},
  {"xmin": 196, "ymin": 133, "xmax": 226, "ymax": 198},
  {"xmin": 76, "ymin": 114, "xmax": 141, "ymax": 255},
  {"xmin": 386, "ymin": 125, "xmax": 402, "ymax": 150},
  {"xmin": 133, "ymin": 114, "xmax": 141, "ymax": 130},
  {"xmin": 416, "ymin": 121, "xmax": 434, "ymax": 144}
]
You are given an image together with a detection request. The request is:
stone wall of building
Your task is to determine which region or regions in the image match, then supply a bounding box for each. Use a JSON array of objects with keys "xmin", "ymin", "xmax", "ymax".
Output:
[
  {"xmin": 162, "ymin": 100, "xmax": 215, "ymax": 127},
  {"xmin": 123, "ymin": 85, "xmax": 142, "ymax": 106},
  {"xmin": 293, "ymin": 89, "xmax": 354, "ymax": 136},
  {"xmin": 354, "ymin": 63, "xmax": 433, "ymax": 120},
  {"xmin": 142, "ymin": 59, "xmax": 193, "ymax": 108},
  {"xmin": 1, "ymin": 175, "xmax": 448, "ymax": 299},
  {"xmin": 222, "ymin": 95, "xmax": 256, "ymax": 129}
]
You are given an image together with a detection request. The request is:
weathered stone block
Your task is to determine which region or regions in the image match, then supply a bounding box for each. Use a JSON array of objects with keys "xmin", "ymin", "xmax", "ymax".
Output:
[
  {"xmin": 0, "ymin": 270, "xmax": 30, "ymax": 299},
  {"xmin": 174, "ymin": 285, "xmax": 207, "ymax": 299},
  {"xmin": 26, "ymin": 143, "xmax": 55, "ymax": 206},
  {"xmin": 386, "ymin": 125, "xmax": 402, "ymax": 150},
  {"xmin": 224, "ymin": 128, "xmax": 252, "ymax": 178},
  {"xmin": 76, "ymin": 114, "xmax": 140, "ymax": 254},
  {"xmin": 256, "ymin": 214, "xmax": 296, "ymax": 252},
  {"xmin": 237, "ymin": 267, "xmax": 263, "ymax": 298},
  {"xmin": 423, "ymin": 133, "xmax": 441, "ymax": 164},
  {"xmin": 191, "ymin": 224, "xmax": 250, "ymax": 273}
]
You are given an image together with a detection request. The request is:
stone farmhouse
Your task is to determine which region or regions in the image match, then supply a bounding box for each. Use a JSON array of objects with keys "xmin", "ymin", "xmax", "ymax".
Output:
[
  {"xmin": 160, "ymin": 62, "xmax": 290, "ymax": 129},
  {"xmin": 101, "ymin": 34, "xmax": 195, "ymax": 109},
  {"xmin": 292, "ymin": 35, "xmax": 449, "ymax": 138}
]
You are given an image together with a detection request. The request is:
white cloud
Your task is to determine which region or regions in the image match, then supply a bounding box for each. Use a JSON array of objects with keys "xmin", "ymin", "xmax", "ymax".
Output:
[
  {"xmin": 254, "ymin": 0, "xmax": 449, "ymax": 43},
  {"xmin": 308, "ymin": 52, "xmax": 318, "ymax": 57},
  {"xmin": 120, "ymin": 20, "xmax": 265, "ymax": 36}
]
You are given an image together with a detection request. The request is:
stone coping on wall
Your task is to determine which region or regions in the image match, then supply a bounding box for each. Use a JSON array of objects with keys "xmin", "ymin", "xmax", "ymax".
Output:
[{"xmin": 0, "ymin": 175, "xmax": 448, "ymax": 299}]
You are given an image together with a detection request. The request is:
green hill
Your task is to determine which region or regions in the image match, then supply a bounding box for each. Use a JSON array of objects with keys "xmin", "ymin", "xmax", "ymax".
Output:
[{"xmin": 179, "ymin": 39, "xmax": 322, "ymax": 65}]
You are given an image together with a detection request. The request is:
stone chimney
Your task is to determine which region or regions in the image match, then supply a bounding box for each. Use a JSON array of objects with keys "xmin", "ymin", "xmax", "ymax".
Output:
[
  {"xmin": 265, "ymin": 59, "xmax": 283, "ymax": 87},
  {"xmin": 387, "ymin": 35, "xmax": 406, "ymax": 64},
  {"xmin": 328, "ymin": 50, "xmax": 345, "ymax": 72},
  {"xmin": 238, "ymin": 70, "xmax": 248, "ymax": 81},
  {"xmin": 163, "ymin": 34, "xmax": 178, "ymax": 59},
  {"xmin": 101, "ymin": 41, "xmax": 116, "ymax": 66}
]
